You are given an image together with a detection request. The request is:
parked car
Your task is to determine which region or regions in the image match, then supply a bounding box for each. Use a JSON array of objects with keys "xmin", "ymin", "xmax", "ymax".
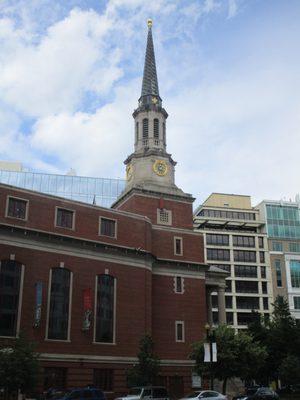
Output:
[
  {"xmin": 55, "ymin": 387, "xmax": 106, "ymax": 400},
  {"xmin": 115, "ymin": 386, "xmax": 169, "ymax": 400},
  {"xmin": 233, "ymin": 387, "xmax": 279, "ymax": 400},
  {"xmin": 179, "ymin": 390, "xmax": 227, "ymax": 400}
]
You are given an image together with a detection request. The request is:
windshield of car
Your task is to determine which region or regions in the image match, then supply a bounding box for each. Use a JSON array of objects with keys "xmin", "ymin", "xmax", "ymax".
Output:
[
  {"xmin": 185, "ymin": 392, "xmax": 201, "ymax": 398},
  {"xmin": 128, "ymin": 389, "xmax": 143, "ymax": 396}
]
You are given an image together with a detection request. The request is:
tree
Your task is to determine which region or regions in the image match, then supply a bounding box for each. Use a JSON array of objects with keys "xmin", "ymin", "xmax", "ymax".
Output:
[
  {"xmin": 126, "ymin": 335, "xmax": 160, "ymax": 387},
  {"xmin": 191, "ymin": 325, "xmax": 267, "ymax": 394},
  {"xmin": 278, "ymin": 355, "xmax": 300, "ymax": 386},
  {"xmin": 248, "ymin": 296, "xmax": 300, "ymax": 386},
  {"xmin": 0, "ymin": 334, "xmax": 40, "ymax": 396}
]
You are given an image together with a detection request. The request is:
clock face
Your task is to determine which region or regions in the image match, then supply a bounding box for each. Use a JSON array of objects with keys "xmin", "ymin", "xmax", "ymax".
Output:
[
  {"xmin": 153, "ymin": 160, "xmax": 168, "ymax": 176},
  {"xmin": 126, "ymin": 164, "xmax": 133, "ymax": 181}
]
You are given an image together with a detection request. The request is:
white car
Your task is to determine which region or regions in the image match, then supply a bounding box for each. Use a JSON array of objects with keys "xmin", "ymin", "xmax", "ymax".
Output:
[
  {"xmin": 180, "ymin": 391, "xmax": 227, "ymax": 400},
  {"xmin": 115, "ymin": 386, "xmax": 169, "ymax": 400}
]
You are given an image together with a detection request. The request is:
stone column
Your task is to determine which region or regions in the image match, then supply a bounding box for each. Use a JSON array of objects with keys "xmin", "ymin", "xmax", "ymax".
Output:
[
  {"xmin": 206, "ymin": 287, "xmax": 213, "ymax": 325},
  {"xmin": 217, "ymin": 286, "xmax": 226, "ymax": 324}
]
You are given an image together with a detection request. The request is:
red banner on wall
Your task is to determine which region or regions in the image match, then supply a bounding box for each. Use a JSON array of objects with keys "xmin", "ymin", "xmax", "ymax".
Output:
[{"xmin": 83, "ymin": 288, "xmax": 92, "ymax": 310}]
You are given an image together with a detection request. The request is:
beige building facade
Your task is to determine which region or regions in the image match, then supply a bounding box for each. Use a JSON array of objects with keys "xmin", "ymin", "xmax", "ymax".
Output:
[{"xmin": 194, "ymin": 193, "xmax": 273, "ymax": 329}]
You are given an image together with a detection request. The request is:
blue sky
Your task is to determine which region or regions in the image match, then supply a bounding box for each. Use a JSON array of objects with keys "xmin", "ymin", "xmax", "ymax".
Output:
[{"xmin": 0, "ymin": 0, "xmax": 300, "ymax": 205}]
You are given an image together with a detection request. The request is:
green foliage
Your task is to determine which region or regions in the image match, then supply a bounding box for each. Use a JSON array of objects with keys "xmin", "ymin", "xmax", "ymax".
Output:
[
  {"xmin": 0, "ymin": 334, "xmax": 39, "ymax": 395},
  {"xmin": 126, "ymin": 334, "xmax": 160, "ymax": 388},
  {"xmin": 191, "ymin": 325, "xmax": 267, "ymax": 393},
  {"xmin": 248, "ymin": 296, "xmax": 300, "ymax": 385},
  {"xmin": 278, "ymin": 355, "xmax": 300, "ymax": 386}
]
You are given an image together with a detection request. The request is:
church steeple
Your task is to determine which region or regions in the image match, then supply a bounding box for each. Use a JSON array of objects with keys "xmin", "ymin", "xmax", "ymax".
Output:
[{"xmin": 140, "ymin": 19, "xmax": 160, "ymax": 106}]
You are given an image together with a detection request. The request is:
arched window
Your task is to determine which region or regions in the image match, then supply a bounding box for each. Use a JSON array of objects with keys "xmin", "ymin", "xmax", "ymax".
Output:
[
  {"xmin": 142, "ymin": 118, "xmax": 149, "ymax": 139},
  {"xmin": 154, "ymin": 119, "xmax": 159, "ymax": 138},
  {"xmin": 135, "ymin": 122, "xmax": 139, "ymax": 143},
  {"xmin": 95, "ymin": 274, "xmax": 115, "ymax": 343},
  {"xmin": 48, "ymin": 268, "xmax": 71, "ymax": 340},
  {"xmin": 0, "ymin": 260, "xmax": 23, "ymax": 337}
]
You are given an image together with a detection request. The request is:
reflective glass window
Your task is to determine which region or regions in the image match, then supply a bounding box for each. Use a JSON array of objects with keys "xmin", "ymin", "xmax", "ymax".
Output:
[
  {"xmin": 0, "ymin": 260, "xmax": 22, "ymax": 336},
  {"xmin": 290, "ymin": 260, "xmax": 300, "ymax": 288},
  {"xmin": 96, "ymin": 275, "xmax": 115, "ymax": 343}
]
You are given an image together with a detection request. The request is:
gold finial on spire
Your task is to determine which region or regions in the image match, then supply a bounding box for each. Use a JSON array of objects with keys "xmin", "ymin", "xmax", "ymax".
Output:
[{"xmin": 147, "ymin": 19, "xmax": 153, "ymax": 28}]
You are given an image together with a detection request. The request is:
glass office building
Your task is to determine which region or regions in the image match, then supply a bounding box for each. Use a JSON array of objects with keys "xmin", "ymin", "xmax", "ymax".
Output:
[
  {"xmin": 265, "ymin": 203, "xmax": 300, "ymax": 239},
  {"xmin": 0, "ymin": 169, "xmax": 126, "ymax": 208},
  {"xmin": 257, "ymin": 200, "xmax": 300, "ymax": 319}
]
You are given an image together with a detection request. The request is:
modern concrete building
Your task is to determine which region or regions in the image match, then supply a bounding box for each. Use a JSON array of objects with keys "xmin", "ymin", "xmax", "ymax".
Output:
[
  {"xmin": 0, "ymin": 162, "xmax": 125, "ymax": 207},
  {"xmin": 257, "ymin": 199, "xmax": 300, "ymax": 319},
  {"xmin": 194, "ymin": 193, "xmax": 273, "ymax": 329}
]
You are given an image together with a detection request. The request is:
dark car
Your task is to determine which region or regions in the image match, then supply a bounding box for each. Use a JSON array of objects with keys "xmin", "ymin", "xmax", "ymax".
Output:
[
  {"xmin": 233, "ymin": 387, "xmax": 279, "ymax": 400},
  {"xmin": 56, "ymin": 387, "xmax": 106, "ymax": 400}
]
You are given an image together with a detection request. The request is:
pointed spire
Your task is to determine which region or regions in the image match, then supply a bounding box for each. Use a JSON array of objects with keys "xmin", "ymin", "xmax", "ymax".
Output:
[{"xmin": 141, "ymin": 19, "xmax": 160, "ymax": 99}]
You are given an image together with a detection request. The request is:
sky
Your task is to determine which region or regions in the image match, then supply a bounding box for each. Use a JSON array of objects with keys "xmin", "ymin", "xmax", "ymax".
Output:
[{"xmin": 0, "ymin": 0, "xmax": 300, "ymax": 206}]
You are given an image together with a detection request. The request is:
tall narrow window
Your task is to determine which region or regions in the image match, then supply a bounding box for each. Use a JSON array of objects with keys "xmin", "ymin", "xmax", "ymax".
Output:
[
  {"xmin": 0, "ymin": 260, "xmax": 22, "ymax": 337},
  {"xmin": 275, "ymin": 259, "xmax": 282, "ymax": 287},
  {"xmin": 174, "ymin": 276, "xmax": 184, "ymax": 293},
  {"xmin": 290, "ymin": 260, "xmax": 300, "ymax": 288},
  {"xmin": 95, "ymin": 275, "xmax": 115, "ymax": 343},
  {"xmin": 174, "ymin": 237, "xmax": 183, "ymax": 256},
  {"xmin": 163, "ymin": 122, "xmax": 166, "ymax": 144},
  {"xmin": 143, "ymin": 118, "xmax": 149, "ymax": 138},
  {"xmin": 154, "ymin": 119, "xmax": 159, "ymax": 138},
  {"xmin": 135, "ymin": 122, "xmax": 139, "ymax": 143},
  {"xmin": 175, "ymin": 321, "xmax": 185, "ymax": 342},
  {"xmin": 48, "ymin": 268, "xmax": 71, "ymax": 340}
]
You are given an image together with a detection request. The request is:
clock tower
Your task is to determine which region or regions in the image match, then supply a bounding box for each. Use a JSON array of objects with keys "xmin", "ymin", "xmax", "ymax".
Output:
[{"xmin": 113, "ymin": 20, "xmax": 194, "ymax": 222}]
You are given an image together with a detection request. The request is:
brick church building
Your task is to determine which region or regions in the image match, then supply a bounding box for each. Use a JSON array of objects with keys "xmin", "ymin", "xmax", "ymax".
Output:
[{"xmin": 0, "ymin": 20, "xmax": 227, "ymax": 398}]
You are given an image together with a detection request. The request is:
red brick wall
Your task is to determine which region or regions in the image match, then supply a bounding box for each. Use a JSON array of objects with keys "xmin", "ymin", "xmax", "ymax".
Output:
[
  {"xmin": 115, "ymin": 194, "xmax": 194, "ymax": 229},
  {"xmin": 152, "ymin": 274, "xmax": 206, "ymax": 360}
]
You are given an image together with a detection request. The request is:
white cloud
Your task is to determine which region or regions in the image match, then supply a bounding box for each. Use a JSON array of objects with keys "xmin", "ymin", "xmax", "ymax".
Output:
[
  {"xmin": 228, "ymin": 0, "xmax": 238, "ymax": 18},
  {"xmin": 0, "ymin": 8, "xmax": 122, "ymax": 117}
]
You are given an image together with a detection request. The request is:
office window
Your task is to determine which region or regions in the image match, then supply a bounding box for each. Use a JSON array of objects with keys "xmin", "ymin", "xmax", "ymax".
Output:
[
  {"xmin": 154, "ymin": 118, "xmax": 159, "ymax": 138},
  {"xmin": 175, "ymin": 321, "xmax": 184, "ymax": 342},
  {"xmin": 226, "ymin": 312, "xmax": 233, "ymax": 324},
  {"xmin": 0, "ymin": 260, "xmax": 22, "ymax": 337},
  {"xmin": 100, "ymin": 218, "xmax": 116, "ymax": 238},
  {"xmin": 7, "ymin": 197, "xmax": 28, "ymax": 220},
  {"xmin": 258, "ymin": 237, "xmax": 264, "ymax": 248},
  {"xmin": 212, "ymin": 312, "xmax": 218, "ymax": 324},
  {"xmin": 272, "ymin": 242, "xmax": 283, "ymax": 252},
  {"xmin": 290, "ymin": 260, "xmax": 300, "ymax": 288},
  {"xmin": 93, "ymin": 369, "xmax": 113, "ymax": 391},
  {"xmin": 56, "ymin": 208, "xmax": 74, "ymax": 229},
  {"xmin": 263, "ymin": 297, "xmax": 269, "ymax": 310},
  {"xmin": 225, "ymin": 296, "xmax": 232, "ymax": 309},
  {"xmin": 207, "ymin": 248, "xmax": 230, "ymax": 261},
  {"xmin": 261, "ymin": 266, "xmax": 266, "ymax": 279},
  {"xmin": 225, "ymin": 279, "xmax": 232, "ymax": 293},
  {"xmin": 234, "ymin": 250, "xmax": 256, "ymax": 263},
  {"xmin": 237, "ymin": 313, "xmax": 258, "ymax": 325},
  {"xmin": 262, "ymin": 282, "xmax": 268, "ymax": 294},
  {"xmin": 233, "ymin": 235, "xmax": 255, "ymax": 248},
  {"xmin": 174, "ymin": 276, "xmax": 184, "ymax": 294},
  {"xmin": 236, "ymin": 297, "xmax": 259, "ymax": 310},
  {"xmin": 275, "ymin": 259, "xmax": 282, "ymax": 287},
  {"xmin": 48, "ymin": 268, "xmax": 71, "ymax": 340},
  {"xmin": 212, "ymin": 295, "xmax": 218, "ymax": 308},
  {"xmin": 206, "ymin": 234, "xmax": 229, "ymax": 246},
  {"xmin": 95, "ymin": 275, "xmax": 115, "ymax": 343},
  {"xmin": 234, "ymin": 265, "xmax": 257, "ymax": 278},
  {"xmin": 260, "ymin": 252, "xmax": 265, "ymax": 263},
  {"xmin": 289, "ymin": 242, "xmax": 300, "ymax": 253},
  {"xmin": 174, "ymin": 237, "xmax": 183, "ymax": 256},
  {"xmin": 235, "ymin": 281, "xmax": 258, "ymax": 293},
  {"xmin": 213, "ymin": 264, "xmax": 231, "ymax": 272},
  {"xmin": 293, "ymin": 297, "xmax": 300, "ymax": 310},
  {"xmin": 143, "ymin": 118, "xmax": 149, "ymax": 138}
]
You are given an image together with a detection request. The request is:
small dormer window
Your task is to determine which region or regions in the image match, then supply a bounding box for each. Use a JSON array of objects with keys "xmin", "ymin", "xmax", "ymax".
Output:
[
  {"xmin": 154, "ymin": 118, "xmax": 159, "ymax": 138},
  {"xmin": 143, "ymin": 118, "xmax": 149, "ymax": 138}
]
